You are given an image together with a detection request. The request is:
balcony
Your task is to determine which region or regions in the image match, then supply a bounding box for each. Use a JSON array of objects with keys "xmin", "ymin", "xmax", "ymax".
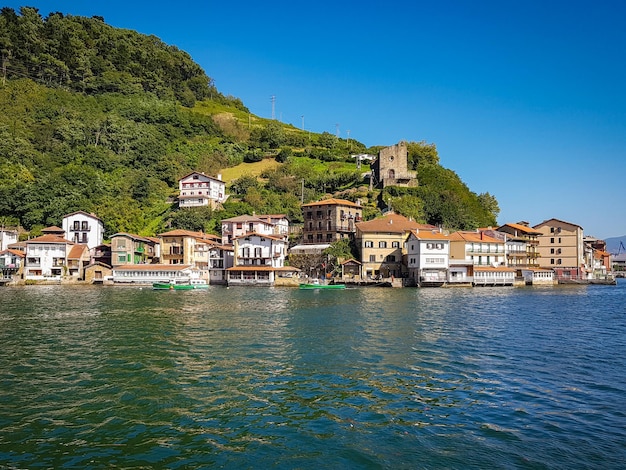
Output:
[{"xmin": 70, "ymin": 225, "xmax": 91, "ymax": 232}]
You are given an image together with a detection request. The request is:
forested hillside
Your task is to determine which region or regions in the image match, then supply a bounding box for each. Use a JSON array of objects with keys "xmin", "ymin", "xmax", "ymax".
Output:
[{"xmin": 0, "ymin": 6, "xmax": 498, "ymax": 238}]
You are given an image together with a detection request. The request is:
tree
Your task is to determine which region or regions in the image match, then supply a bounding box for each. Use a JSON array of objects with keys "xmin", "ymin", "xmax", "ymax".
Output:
[
  {"xmin": 407, "ymin": 141, "xmax": 439, "ymax": 169},
  {"xmin": 478, "ymin": 192, "xmax": 500, "ymax": 220}
]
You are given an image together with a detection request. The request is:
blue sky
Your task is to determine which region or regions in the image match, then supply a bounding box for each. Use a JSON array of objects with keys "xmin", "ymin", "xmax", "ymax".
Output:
[{"xmin": 6, "ymin": 1, "xmax": 626, "ymax": 239}]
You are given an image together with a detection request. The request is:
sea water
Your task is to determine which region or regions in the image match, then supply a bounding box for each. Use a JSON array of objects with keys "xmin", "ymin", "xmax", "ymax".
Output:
[{"xmin": 1, "ymin": 282, "xmax": 625, "ymax": 468}]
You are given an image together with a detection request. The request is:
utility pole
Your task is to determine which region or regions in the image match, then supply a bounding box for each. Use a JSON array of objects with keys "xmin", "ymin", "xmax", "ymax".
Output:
[
  {"xmin": 346, "ymin": 130, "xmax": 351, "ymax": 151},
  {"xmin": 335, "ymin": 123, "xmax": 340, "ymax": 137},
  {"xmin": 301, "ymin": 115, "xmax": 304, "ymax": 130},
  {"xmin": 271, "ymin": 95, "xmax": 276, "ymax": 120}
]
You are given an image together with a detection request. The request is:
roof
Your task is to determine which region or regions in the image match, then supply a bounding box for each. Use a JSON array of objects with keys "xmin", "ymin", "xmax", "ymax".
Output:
[
  {"xmin": 449, "ymin": 231, "xmax": 503, "ymax": 244},
  {"xmin": 158, "ymin": 229, "xmax": 220, "ymax": 240},
  {"xmin": 41, "ymin": 226, "xmax": 65, "ymax": 234},
  {"xmin": 341, "ymin": 258, "xmax": 362, "ymax": 266},
  {"xmin": 497, "ymin": 222, "xmax": 542, "ymax": 235},
  {"xmin": 473, "ymin": 266, "xmax": 516, "ymax": 272},
  {"xmin": 111, "ymin": 232, "xmax": 153, "ymax": 243},
  {"xmin": 0, "ymin": 248, "xmax": 25, "ymax": 258},
  {"xmin": 179, "ymin": 171, "xmax": 224, "ymax": 183},
  {"xmin": 408, "ymin": 229, "xmax": 450, "ymax": 241},
  {"xmin": 26, "ymin": 234, "xmax": 74, "ymax": 244},
  {"xmin": 67, "ymin": 244, "xmax": 88, "ymax": 259},
  {"xmin": 356, "ymin": 213, "xmax": 434, "ymax": 234},
  {"xmin": 221, "ymin": 215, "xmax": 275, "ymax": 225},
  {"xmin": 63, "ymin": 211, "xmax": 102, "ymax": 221},
  {"xmin": 532, "ymin": 218, "xmax": 583, "ymax": 231},
  {"xmin": 113, "ymin": 264, "xmax": 192, "ymax": 271},
  {"xmin": 301, "ymin": 198, "xmax": 361, "ymax": 208},
  {"xmin": 233, "ymin": 232, "xmax": 286, "ymax": 242},
  {"xmin": 227, "ymin": 265, "xmax": 300, "ymax": 272},
  {"xmin": 289, "ymin": 243, "xmax": 331, "ymax": 253}
]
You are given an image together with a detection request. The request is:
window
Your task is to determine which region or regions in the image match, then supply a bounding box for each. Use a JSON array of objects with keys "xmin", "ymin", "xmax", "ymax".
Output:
[
  {"xmin": 551, "ymin": 259, "xmax": 555, "ymax": 265},
  {"xmin": 392, "ymin": 241, "xmax": 400, "ymax": 248},
  {"xmin": 550, "ymin": 248, "xmax": 555, "ymax": 254},
  {"xmin": 385, "ymin": 255, "xmax": 396, "ymax": 262},
  {"xmin": 550, "ymin": 238, "xmax": 554, "ymax": 243},
  {"xmin": 326, "ymin": 234, "xmax": 332, "ymax": 241},
  {"xmin": 379, "ymin": 241, "xmax": 387, "ymax": 248},
  {"xmin": 81, "ymin": 221, "xmax": 88, "ymax": 230},
  {"xmin": 365, "ymin": 241, "xmax": 373, "ymax": 248},
  {"xmin": 557, "ymin": 259, "xmax": 562, "ymax": 265},
  {"xmin": 369, "ymin": 255, "xmax": 376, "ymax": 262},
  {"xmin": 118, "ymin": 255, "xmax": 126, "ymax": 262}
]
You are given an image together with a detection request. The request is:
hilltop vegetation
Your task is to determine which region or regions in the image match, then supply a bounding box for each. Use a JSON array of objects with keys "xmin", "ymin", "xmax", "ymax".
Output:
[{"xmin": 0, "ymin": 6, "xmax": 498, "ymax": 238}]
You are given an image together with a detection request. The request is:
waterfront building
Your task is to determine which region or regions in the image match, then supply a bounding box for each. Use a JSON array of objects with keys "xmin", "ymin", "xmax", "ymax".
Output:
[
  {"xmin": 110, "ymin": 233, "xmax": 160, "ymax": 267},
  {"xmin": 158, "ymin": 229, "xmax": 220, "ymax": 265},
  {"xmin": 473, "ymin": 266, "xmax": 516, "ymax": 286},
  {"xmin": 226, "ymin": 232, "xmax": 293, "ymax": 286},
  {"xmin": 178, "ymin": 171, "xmax": 226, "ymax": 209},
  {"xmin": 356, "ymin": 212, "xmax": 434, "ymax": 279},
  {"xmin": 406, "ymin": 229, "xmax": 450, "ymax": 286},
  {"xmin": 221, "ymin": 214, "xmax": 284, "ymax": 246},
  {"xmin": 300, "ymin": 198, "xmax": 362, "ymax": 247},
  {"xmin": 24, "ymin": 233, "xmax": 75, "ymax": 281},
  {"xmin": 0, "ymin": 248, "xmax": 25, "ymax": 282},
  {"xmin": 533, "ymin": 218, "xmax": 585, "ymax": 280},
  {"xmin": 62, "ymin": 211, "xmax": 105, "ymax": 250},
  {"xmin": 112, "ymin": 264, "xmax": 193, "ymax": 284},
  {"xmin": 449, "ymin": 231, "xmax": 506, "ymax": 267},
  {"xmin": 495, "ymin": 222, "xmax": 542, "ymax": 268},
  {"xmin": 67, "ymin": 244, "xmax": 90, "ymax": 279}
]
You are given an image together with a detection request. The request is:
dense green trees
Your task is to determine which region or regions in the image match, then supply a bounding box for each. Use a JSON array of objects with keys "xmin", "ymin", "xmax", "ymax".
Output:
[{"xmin": 0, "ymin": 7, "xmax": 500, "ymax": 238}]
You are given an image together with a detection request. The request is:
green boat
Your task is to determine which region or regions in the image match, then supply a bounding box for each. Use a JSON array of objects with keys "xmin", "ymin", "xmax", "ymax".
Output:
[
  {"xmin": 299, "ymin": 280, "xmax": 346, "ymax": 290},
  {"xmin": 152, "ymin": 282, "xmax": 195, "ymax": 290}
]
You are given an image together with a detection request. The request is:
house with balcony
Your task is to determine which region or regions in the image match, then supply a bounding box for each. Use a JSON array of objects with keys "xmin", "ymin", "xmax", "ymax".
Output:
[
  {"xmin": 533, "ymin": 218, "xmax": 585, "ymax": 280},
  {"xmin": 406, "ymin": 229, "xmax": 450, "ymax": 286},
  {"xmin": 191, "ymin": 235, "xmax": 233, "ymax": 284},
  {"xmin": 495, "ymin": 222, "xmax": 541, "ymax": 268},
  {"xmin": 473, "ymin": 266, "xmax": 516, "ymax": 286},
  {"xmin": 0, "ymin": 248, "xmax": 25, "ymax": 282},
  {"xmin": 110, "ymin": 233, "xmax": 160, "ymax": 267},
  {"xmin": 449, "ymin": 231, "xmax": 506, "ymax": 267},
  {"xmin": 24, "ymin": 233, "xmax": 75, "ymax": 281},
  {"xmin": 355, "ymin": 212, "xmax": 436, "ymax": 279},
  {"xmin": 226, "ymin": 232, "xmax": 294, "ymax": 286},
  {"xmin": 300, "ymin": 198, "xmax": 363, "ymax": 249},
  {"xmin": 62, "ymin": 211, "xmax": 105, "ymax": 250},
  {"xmin": 178, "ymin": 172, "xmax": 226, "ymax": 209},
  {"xmin": 221, "ymin": 214, "xmax": 282, "ymax": 246},
  {"xmin": 158, "ymin": 229, "xmax": 221, "ymax": 265}
]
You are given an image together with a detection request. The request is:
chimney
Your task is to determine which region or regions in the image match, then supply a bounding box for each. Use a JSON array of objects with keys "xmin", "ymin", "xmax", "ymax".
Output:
[{"xmin": 217, "ymin": 174, "xmax": 222, "ymax": 181}]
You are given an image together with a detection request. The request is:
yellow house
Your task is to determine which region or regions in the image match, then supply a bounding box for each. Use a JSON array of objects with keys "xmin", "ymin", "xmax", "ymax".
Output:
[{"xmin": 356, "ymin": 213, "xmax": 435, "ymax": 279}]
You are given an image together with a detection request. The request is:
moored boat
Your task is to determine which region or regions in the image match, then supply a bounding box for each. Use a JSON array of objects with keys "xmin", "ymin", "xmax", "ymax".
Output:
[
  {"xmin": 152, "ymin": 282, "xmax": 195, "ymax": 290},
  {"xmin": 299, "ymin": 279, "xmax": 346, "ymax": 290}
]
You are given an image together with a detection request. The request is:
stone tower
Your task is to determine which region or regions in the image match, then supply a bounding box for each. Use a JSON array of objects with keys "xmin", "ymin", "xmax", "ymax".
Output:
[{"xmin": 371, "ymin": 141, "xmax": 417, "ymax": 188}]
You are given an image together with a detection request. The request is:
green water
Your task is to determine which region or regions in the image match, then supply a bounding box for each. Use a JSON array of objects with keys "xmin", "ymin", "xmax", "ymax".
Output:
[{"xmin": 1, "ymin": 283, "xmax": 625, "ymax": 468}]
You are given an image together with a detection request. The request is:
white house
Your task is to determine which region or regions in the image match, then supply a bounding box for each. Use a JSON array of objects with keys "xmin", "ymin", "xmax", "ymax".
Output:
[
  {"xmin": 406, "ymin": 229, "xmax": 450, "ymax": 286},
  {"xmin": 178, "ymin": 172, "xmax": 226, "ymax": 209},
  {"xmin": 62, "ymin": 211, "xmax": 105, "ymax": 250},
  {"xmin": 226, "ymin": 233, "xmax": 289, "ymax": 286},
  {"xmin": 221, "ymin": 214, "xmax": 281, "ymax": 246},
  {"xmin": 0, "ymin": 229, "xmax": 18, "ymax": 251},
  {"xmin": 24, "ymin": 234, "xmax": 74, "ymax": 281}
]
